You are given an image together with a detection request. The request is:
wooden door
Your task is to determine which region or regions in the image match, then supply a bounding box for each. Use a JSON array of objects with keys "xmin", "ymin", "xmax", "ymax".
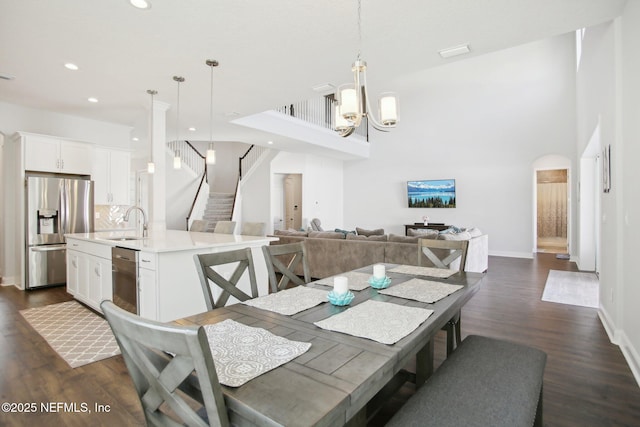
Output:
[{"xmin": 284, "ymin": 174, "xmax": 302, "ymax": 230}]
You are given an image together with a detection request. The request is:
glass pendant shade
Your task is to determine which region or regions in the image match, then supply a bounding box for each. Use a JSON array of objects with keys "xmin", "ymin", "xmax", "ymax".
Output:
[
  {"xmin": 206, "ymin": 148, "xmax": 216, "ymax": 164},
  {"xmin": 147, "ymin": 161, "xmax": 155, "ymax": 174},
  {"xmin": 334, "ymin": 104, "xmax": 351, "ymax": 132},
  {"xmin": 173, "ymin": 152, "xmax": 181, "ymax": 169},
  {"xmin": 379, "ymin": 93, "xmax": 398, "ymax": 126},
  {"xmin": 337, "ymin": 84, "xmax": 359, "ymax": 121}
]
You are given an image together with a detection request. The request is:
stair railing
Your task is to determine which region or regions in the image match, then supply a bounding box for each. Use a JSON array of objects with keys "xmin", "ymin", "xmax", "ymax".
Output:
[
  {"xmin": 173, "ymin": 140, "xmax": 208, "ymax": 230},
  {"xmin": 274, "ymin": 95, "xmax": 369, "ymax": 141}
]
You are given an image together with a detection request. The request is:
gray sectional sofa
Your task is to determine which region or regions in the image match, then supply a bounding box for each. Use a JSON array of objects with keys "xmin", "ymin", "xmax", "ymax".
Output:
[{"xmin": 269, "ymin": 228, "xmax": 488, "ymax": 279}]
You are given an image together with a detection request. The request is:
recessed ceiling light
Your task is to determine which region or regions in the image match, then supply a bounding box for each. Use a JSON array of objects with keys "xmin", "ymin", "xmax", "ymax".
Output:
[
  {"xmin": 88, "ymin": 97, "xmax": 99, "ymax": 103},
  {"xmin": 188, "ymin": 127, "xmax": 196, "ymax": 132},
  {"xmin": 132, "ymin": 137, "xmax": 139, "ymax": 141},
  {"xmin": 129, "ymin": 0, "xmax": 151, "ymax": 9},
  {"xmin": 267, "ymin": 140, "xmax": 273, "ymax": 145},
  {"xmin": 64, "ymin": 63, "xmax": 79, "ymax": 71},
  {"xmin": 439, "ymin": 44, "xmax": 471, "ymax": 59}
]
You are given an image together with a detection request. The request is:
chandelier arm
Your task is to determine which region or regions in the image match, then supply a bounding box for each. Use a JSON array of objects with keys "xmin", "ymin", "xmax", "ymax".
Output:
[{"xmin": 360, "ymin": 66, "xmax": 393, "ymax": 130}]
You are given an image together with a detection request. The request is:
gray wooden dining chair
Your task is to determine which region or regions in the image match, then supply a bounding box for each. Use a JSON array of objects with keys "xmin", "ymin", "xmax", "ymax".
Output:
[
  {"xmin": 101, "ymin": 300, "xmax": 230, "ymax": 427},
  {"xmin": 262, "ymin": 241, "xmax": 311, "ymax": 293},
  {"xmin": 213, "ymin": 221, "xmax": 236, "ymax": 234},
  {"xmin": 418, "ymin": 238, "xmax": 470, "ymax": 356},
  {"xmin": 190, "ymin": 220, "xmax": 210, "ymax": 232},
  {"xmin": 193, "ymin": 247, "xmax": 258, "ymax": 310},
  {"xmin": 241, "ymin": 221, "xmax": 266, "ymax": 236}
]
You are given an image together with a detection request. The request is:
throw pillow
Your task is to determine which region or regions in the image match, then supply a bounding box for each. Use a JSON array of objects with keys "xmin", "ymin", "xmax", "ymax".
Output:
[
  {"xmin": 407, "ymin": 228, "xmax": 439, "ymax": 239},
  {"xmin": 439, "ymin": 231, "xmax": 472, "ymax": 240},
  {"xmin": 388, "ymin": 234, "xmax": 421, "ymax": 243},
  {"xmin": 355, "ymin": 227, "xmax": 385, "ymax": 236},
  {"xmin": 334, "ymin": 228, "xmax": 356, "ymax": 236},
  {"xmin": 467, "ymin": 227, "xmax": 483, "ymax": 237}
]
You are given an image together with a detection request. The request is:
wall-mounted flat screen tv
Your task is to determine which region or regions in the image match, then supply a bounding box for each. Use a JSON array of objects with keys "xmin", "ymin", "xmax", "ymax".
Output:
[{"xmin": 407, "ymin": 179, "xmax": 456, "ymax": 208}]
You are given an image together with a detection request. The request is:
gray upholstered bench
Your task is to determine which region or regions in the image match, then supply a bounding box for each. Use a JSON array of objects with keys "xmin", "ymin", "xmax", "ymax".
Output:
[{"xmin": 386, "ymin": 335, "xmax": 547, "ymax": 427}]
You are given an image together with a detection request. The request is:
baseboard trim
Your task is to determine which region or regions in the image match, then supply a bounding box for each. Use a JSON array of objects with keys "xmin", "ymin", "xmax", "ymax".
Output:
[
  {"xmin": 618, "ymin": 331, "xmax": 640, "ymax": 388},
  {"xmin": 598, "ymin": 306, "xmax": 618, "ymax": 344},
  {"xmin": 488, "ymin": 251, "xmax": 534, "ymax": 259}
]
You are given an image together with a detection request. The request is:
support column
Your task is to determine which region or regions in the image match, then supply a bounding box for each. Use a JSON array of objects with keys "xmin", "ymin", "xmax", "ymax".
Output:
[{"xmin": 149, "ymin": 100, "xmax": 170, "ymax": 231}]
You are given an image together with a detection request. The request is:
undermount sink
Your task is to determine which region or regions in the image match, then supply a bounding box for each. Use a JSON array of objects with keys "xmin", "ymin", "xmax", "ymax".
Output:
[{"xmin": 105, "ymin": 236, "xmax": 144, "ymax": 241}]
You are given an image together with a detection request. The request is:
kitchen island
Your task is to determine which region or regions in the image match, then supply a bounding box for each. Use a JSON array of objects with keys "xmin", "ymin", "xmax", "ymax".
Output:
[{"xmin": 65, "ymin": 230, "xmax": 277, "ymax": 322}]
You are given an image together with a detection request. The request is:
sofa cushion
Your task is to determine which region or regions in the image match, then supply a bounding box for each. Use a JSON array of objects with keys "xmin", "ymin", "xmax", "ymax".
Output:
[
  {"xmin": 407, "ymin": 228, "xmax": 439, "ymax": 239},
  {"xmin": 308, "ymin": 231, "xmax": 345, "ymax": 239},
  {"xmin": 347, "ymin": 233, "xmax": 388, "ymax": 242},
  {"xmin": 274, "ymin": 229, "xmax": 308, "ymax": 237},
  {"xmin": 356, "ymin": 227, "xmax": 385, "ymax": 236},
  {"xmin": 439, "ymin": 231, "xmax": 472, "ymax": 240},
  {"xmin": 467, "ymin": 227, "xmax": 483, "ymax": 237},
  {"xmin": 388, "ymin": 234, "xmax": 421, "ymax": 243}
]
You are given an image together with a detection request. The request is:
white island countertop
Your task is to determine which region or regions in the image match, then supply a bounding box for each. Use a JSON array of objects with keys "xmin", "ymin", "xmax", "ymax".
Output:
[{"xmin": 65, "ymin": 230, "xmax": 277, "ymax": 253}]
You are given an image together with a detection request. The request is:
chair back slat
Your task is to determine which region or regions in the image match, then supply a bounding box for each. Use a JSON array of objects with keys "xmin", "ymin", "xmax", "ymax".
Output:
[
  {"xmin": 101, "ymin": 301, "xmax": 229, "ymax": 427},
  {"xmin": 418, "ymin": 238, "xmax": 469, "ymax": 273},
  {"xmin": 194, "ymin": 247, "xmax": 258, "ymax": 310},
  {"xmin": 262, "ymin": 241, "xmax": 311, "ymax": 292}
]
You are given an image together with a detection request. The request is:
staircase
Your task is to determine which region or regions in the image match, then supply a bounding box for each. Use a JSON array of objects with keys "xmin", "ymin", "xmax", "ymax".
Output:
[{"xmin": 202, "ymin": 193, "xmax": 235, "ymax": 231}]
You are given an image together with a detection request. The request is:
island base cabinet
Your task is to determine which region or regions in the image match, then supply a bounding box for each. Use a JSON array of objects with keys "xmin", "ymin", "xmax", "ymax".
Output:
[
  {"xmin": 138, "ymin": 267, "xmax": 158, "ymax": 320},
  {"xmin": 66, "ymin": 239, "xmax": 112, "ymax": 313}
]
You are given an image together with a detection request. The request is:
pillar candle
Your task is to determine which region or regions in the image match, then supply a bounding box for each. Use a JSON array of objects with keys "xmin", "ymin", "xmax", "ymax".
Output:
[
  {"xmin": 373, "ymin": 264, "xmax": 386, "ymax": 279},
  {"xmin": 334, "ymin": 276, "xmax": 349, "ymax": 295}
]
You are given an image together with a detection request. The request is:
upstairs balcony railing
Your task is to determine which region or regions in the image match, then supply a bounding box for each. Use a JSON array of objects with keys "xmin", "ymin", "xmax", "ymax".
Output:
[{"xmin": 274, "ymin": 96, "xmax": 369, "ymax": 141}]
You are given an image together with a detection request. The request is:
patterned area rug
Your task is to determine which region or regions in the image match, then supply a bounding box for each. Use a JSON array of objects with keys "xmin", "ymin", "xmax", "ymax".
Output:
[
  {"xmin": 20, "ymin": 301, "xmax": 120, "ymax": 368},
  {"xmin": 542, "ymin": 270, "xmax": 599, "ymax": 308}
]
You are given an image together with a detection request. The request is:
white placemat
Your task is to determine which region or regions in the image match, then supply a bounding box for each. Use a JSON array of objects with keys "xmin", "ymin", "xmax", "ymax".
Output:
[
  {"xmin": 242, "ymin": 286, "xmax": 328, "ymax": 315},
  {"xmin": 315, "ymin": 271, "xmax": 373, "ymax": 291},
  {"xmin": 204, "ymin": 319, "xmax": 311, "ymax": 387},
  {"xmin": 313, "ymin": 300, "xmax": 433, "ymax": 345},
  {"xmin": 379, "ymin": 278, "xmax": 463, "ymax": 303},
  {"xmin": 389, "ymin": 265, "xmax": 458, "ymax": 278}
]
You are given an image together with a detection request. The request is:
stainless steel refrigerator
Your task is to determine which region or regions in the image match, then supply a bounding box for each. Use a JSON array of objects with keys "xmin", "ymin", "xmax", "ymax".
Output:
[{"xmin": 25, "ymin": 174, "xmax": 94, "ymax": 289}]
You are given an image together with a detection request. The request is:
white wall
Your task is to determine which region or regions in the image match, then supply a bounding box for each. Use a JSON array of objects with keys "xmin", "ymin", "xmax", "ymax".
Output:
[
  {"xmin": 343, "ymin": 35, "xmax": 577, "ymax": 257},
  {"xmin": 619, "ymin": 1, "xmax": 640, "ymax": 385},
  {"xmin": 576, "ymin": 5, "xmax": 640, "ymax": 386},
  {"xmin": 0, "ymin": 101, "xmax": 132, "ymax": 148},
  {"xmin": 270, "ymin": 152, "xmax": 344, "ymax": 232}
]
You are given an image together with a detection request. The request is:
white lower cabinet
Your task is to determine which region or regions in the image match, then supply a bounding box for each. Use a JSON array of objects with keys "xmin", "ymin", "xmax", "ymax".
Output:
[
  {"xmin": 138, "ymin": 251, "xmax": 158, "ymax": 320},
  {"xmin": 66, "ymin": 239, "xmax": 112, "ymax": 313}
]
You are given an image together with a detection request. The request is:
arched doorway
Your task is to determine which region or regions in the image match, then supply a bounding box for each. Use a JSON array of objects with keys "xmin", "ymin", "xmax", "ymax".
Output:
[{"xmin": 533, "ymin": 155, "xmax": 571, "ymax": 256}]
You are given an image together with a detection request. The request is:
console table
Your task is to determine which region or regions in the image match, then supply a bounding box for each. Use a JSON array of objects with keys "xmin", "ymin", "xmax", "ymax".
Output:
[{"xmin": 405, "ymin": 223, "xmax": 451, "ymax": 235}]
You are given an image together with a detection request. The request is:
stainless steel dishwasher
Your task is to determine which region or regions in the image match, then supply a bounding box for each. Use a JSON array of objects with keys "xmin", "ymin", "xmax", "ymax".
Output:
[{"xmin": 112, "ymin": 246, "xmax": 139, "ymax": 314}]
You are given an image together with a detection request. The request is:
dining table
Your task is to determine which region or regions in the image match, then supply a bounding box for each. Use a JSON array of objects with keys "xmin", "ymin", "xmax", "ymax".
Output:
[{"xmin": 174, "ymin": 263, "xmax": 485, "ymax": 427}]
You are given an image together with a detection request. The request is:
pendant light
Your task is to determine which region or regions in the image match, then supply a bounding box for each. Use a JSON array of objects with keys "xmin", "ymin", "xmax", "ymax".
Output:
[
  {"xmin": 146, "ymin": 89, "xmax": 157, "ymax": 174},
  {"xmin": 205, "ymin": 59, "xmax": 219, "ymax": 165},
  {"xmin": 173, "ymin": 75, "xmax": 184, "ymax": 169},
  {"xmin": 334, "ymin": 0, "xmax": 398, "ymax": 137}
]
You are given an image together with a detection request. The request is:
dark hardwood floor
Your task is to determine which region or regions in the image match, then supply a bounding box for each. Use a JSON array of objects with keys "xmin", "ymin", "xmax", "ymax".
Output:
[{"xmin": 1, "ymin": 254, "xmax": 639, "ymax": 426}]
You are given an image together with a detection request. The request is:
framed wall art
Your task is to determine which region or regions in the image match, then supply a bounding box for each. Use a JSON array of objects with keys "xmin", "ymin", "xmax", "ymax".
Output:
[{"xmin": 603, "ymin": 144, "xmax": 611, "ymax": 193}]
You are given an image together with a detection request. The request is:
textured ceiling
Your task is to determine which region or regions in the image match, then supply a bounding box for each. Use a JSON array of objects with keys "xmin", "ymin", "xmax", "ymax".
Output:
[{"xmin": 0, "ymin": 0, "xmax": 626, "ymax": 146}]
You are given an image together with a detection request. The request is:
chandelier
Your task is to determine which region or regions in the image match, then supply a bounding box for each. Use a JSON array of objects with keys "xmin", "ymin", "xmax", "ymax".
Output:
[{"xmin": 335, "ymin": 0, "xmax": 398, "ymax": 137}]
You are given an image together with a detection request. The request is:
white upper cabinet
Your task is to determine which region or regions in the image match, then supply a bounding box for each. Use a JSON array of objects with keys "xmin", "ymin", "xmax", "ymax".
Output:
[
  {"xmin": 93, "ymin": 147, "xmax": 130, "ymax": 205},
  {"xmin": 22, "ymin": 134, "xmax": 92, "ymax": 175}
]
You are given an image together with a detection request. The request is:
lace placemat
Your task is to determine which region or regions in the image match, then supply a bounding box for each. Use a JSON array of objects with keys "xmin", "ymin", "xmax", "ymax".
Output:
[
  {"xmin": 315, "ymin": 271, "xmax": 373, "ymax": 291},
  {"xmin": 204, "ymin": 319, "xmax": 311, "ymax": 387},
  {"xmin": 313, "ymin": 300, "xmax": 433, "ymax": 345},
  {"xmin": 379, "ymin": 278, "xmax": 463, "ymax": 303},
  {"xmin": 242, "ymin": 286, "xmax": 328, "ymax": 315},
  {"xmin": 389, "ymin": 264, "xmax": 458, "ymax": 278}
]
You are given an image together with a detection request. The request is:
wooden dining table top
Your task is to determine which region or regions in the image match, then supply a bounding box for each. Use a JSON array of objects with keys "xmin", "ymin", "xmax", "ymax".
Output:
[{"xmin": 175, "ymin": 264, "xmax": 485, "ymax": 427}]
